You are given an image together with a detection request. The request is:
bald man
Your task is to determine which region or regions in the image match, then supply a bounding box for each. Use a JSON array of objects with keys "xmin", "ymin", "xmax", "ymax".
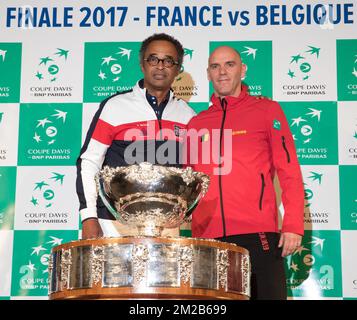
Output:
[{"xmin": 186, "ymin": 46, "xmax": 304, "ymax": 300}]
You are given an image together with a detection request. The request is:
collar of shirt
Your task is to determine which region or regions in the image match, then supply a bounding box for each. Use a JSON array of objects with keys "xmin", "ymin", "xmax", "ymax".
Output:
[{"xmin": 139, "ymin": 79, "xmax": 170, "ymax": 120}]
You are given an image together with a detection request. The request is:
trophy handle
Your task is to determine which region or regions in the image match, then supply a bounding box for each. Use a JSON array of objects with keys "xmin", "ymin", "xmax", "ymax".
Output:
[
  {"xmin": 184, "ymin": 194, "xmax": 201, "ymax": 223},
  {"xmin": 95, "ymin": 174, "xmax": 126, "ymax": 223},
  {"xmin": 184, "ymin": 172, "xmax": 210, "ymax": 222},
  {"xmin": 187, "ymin": 195, "xmax": 200, "ymax": 213},
  {"xmin": 188, "ymin": 172, "xmax": 210, "ymax": 212}
]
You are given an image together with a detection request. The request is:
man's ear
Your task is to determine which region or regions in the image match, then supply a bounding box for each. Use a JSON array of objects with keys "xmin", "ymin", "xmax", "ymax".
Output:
[
  {"xmin": 174, "ymin": 65, "xmax": 180, "ymax": 77},
  {"xmin": 140, "ymin": 62, "xmax": 144, "ymax": 73},
  {"xmin": 207, "ymin": 68, "xmax": 211, "ymax": 81},
  {"xmin": 241, "ymin": 64, "xmax": 247, "ymax": 80}
]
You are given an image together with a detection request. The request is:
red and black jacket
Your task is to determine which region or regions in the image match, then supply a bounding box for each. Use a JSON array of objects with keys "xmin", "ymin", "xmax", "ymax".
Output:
[{"xmin": 186, "ymin": 86, "xmax": 304, "ymax": 238}]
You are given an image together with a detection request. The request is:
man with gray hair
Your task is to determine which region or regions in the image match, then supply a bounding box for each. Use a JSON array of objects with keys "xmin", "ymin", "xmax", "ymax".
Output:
[{"xmin": 76, "ymin": 34, "xmax": 196, "ymax": 239}]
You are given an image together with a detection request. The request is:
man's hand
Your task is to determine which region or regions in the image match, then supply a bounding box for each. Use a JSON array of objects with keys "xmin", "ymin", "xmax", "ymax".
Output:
[
  {"xmin": 82, "ymin": 218, "xmax": 103, "ymax": 239},
  {"xmin": 278, "ymin": 232, "xmax": 302, "ymax": 257}
]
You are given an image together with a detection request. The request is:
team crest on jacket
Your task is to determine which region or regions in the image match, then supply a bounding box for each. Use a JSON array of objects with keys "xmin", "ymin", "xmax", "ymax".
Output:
[
  {"xmin": 201, "ymin": 133, "xmax": 210, "ymax": 142},
  {"xmin": 273, "ymin": 119, "xmax": 281, "ymax": 130}
]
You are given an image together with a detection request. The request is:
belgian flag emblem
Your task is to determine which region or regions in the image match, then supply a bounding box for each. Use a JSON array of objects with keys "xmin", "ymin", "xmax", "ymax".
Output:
[{"xmin": 201, "ymin": 133, "xmax": 209, "ymax": 142}]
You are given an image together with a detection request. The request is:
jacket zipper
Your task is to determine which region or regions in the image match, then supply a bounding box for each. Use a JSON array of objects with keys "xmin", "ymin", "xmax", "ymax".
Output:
[
  {"xmin": 158, "ymin": 119, "xmax": 163, "ymax": 140},
  {"xmin": 218, "ymin": 98, "xmax": 227, "ymax": 237},
  {"xmin": 282, "ymin": 136, "xmax": 290, "ymax": 163},
  {"xmin": 259, "ymin": 173, "xmax": 265, "ymax": 211},
  {"xmin": 155, "ymin": 103, "xmax": 163, "ymax": 140},
  {"xmin": 153, "ymin": 97, "xmax": 167, "ymax": 141}
]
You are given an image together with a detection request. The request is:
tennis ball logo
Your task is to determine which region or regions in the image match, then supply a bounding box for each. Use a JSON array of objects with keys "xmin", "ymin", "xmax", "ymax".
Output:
[
  {"xmin": 43, "ymin": 189, "xmax": 55, "ymax": 201},
  {"xmin": 40, "ymin": 254, "xmax": 50, "ymax": 266},
  {"xmin": 303, "ymin": 254, "xmax": 315, "ymax": 266},
  {"xmin": 46, "ymin": 126, "xmax": 57, "ymax": 138},
  {"xmin": 304, "ymin": 186, "xmax": 313, "ymax": 208},
  {"xmin": 301, "ymin": 125, "xmax": 313, "ymax": 136},
  {"xmin": 110, "ymin": 64, "xmax": 122, "ymax": 75},
  {"xmin": 300, "ymin": 62, "xmax": 311, "ymax": 73},
  {"xmin": 48, "ymin": 64, "xmax": 59, "ymax": 75},
  {"xmin": 304, "ymin": 188, "xmax": 314, "ymax": 201}
]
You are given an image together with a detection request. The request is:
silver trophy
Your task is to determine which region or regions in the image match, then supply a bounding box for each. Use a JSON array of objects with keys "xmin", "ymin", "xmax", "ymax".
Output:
[
  {"xmin": 95, "ymin": 162, "xmax": 210, "ymax": 236},
  {"xmin": 49, "ymin": 162, "xmax": 251, "ymax": 300}
]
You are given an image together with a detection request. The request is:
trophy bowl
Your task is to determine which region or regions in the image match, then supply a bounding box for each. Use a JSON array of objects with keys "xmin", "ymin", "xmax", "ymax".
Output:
[{"xmin": 96, "ymin": 162, "xmax": 210, "ymax": 236}]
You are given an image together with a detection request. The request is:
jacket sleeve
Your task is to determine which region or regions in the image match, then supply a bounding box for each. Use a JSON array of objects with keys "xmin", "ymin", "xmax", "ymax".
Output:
[
  {"xmin": 265, "ymin": 101, "xmax": 304, "ymax": 235},
  {"xmin": 76, "ymin": 99, "xmax": 114, "ymax": 222}
]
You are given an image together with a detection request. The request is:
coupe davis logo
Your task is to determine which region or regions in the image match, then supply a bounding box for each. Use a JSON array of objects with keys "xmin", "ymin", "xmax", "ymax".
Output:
[
  {"xmin": 30, "ymin": 172, "xmax": 65, "ymax": 208},
  {"xmin": 98, "ymin": 47, "xmax": 131, "ymax": 83},
  {"xmin": 35, "ymin": 48, "xmax": 69, "ymax": 82},
  {"xmin": 288, "ymin": 231, "xmax": 341, "ymax": 297},
  {"xmin": 33, "ymin": 109, "xmax": 67, "ymax": 146},
  {"xmin": 18, "ymin": 235, "xmax": 63, "ymax": 291},
  {"xmin": 304, "ymin": 171, "xmax": 323, "ymax": 208},
  {"xmin": 289, "ymin": 107, "xmax": 322, "ymax": 144},
  {"xmin": 288, "ymin": 236, "xmax": 325, "ymax": 272},
  {"xmin": 287, "ymin": 45, "xmax": 320, "ymax": 81}
]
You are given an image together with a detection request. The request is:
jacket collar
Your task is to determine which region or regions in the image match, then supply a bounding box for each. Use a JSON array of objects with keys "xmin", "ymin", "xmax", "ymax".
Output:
[
  {"xmin": 210, "ymin": 85, "xmax": 249, "ymax": 110},
  {"xmin": 134, "ymin": 79, "xmax": 174, "ymax": 102}
]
